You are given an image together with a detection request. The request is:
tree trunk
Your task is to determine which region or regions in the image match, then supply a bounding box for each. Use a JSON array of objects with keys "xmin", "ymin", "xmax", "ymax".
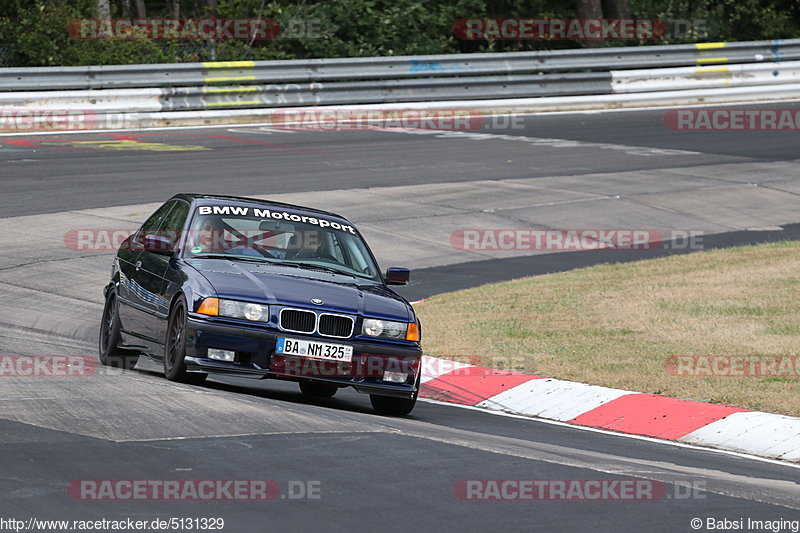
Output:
[
  {"xmin": 96, "ymin": 0, "xmax": 110, "ymax": 18},
  {"xmin": 207, "ymin": 0, "xmax": 219, "ymax": 60},
  {"xmin": 120, "ymin": 0, "xmax": 132, "ymax": 18},
  {"xmin": 133, "ymin": 0, "xmax": 146, "ymax": 18},
  {"xmin": 575, "ymin": 0, "xmax": 603, "ymax": 47},
  {"xmin": 602, "ymin": 0, "xmax": 631, "ymax": 19},
  {"xmin": 171, "ymin": 0, "xmax": 180, "ymax": 19},
  {"xmin": 576, "ymin": 0, "xmax": 603, "ymax": 18}
]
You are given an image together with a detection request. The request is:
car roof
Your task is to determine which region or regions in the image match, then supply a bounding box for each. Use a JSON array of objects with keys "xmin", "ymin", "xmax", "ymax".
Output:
[{"xmin": 172, "ymin": 193, "xmax": 351, "ymax": 222}]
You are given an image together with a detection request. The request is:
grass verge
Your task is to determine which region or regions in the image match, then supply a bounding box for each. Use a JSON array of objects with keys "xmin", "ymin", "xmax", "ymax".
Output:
[{"xmin": 415, "ymin": 241, "xmax": 800, "ymax": 417}]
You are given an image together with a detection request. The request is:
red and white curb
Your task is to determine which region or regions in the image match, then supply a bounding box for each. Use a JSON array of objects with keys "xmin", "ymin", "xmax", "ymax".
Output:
[{"xmin": 419, "ymin": 355, "xmax": 800, "ymax": 463}]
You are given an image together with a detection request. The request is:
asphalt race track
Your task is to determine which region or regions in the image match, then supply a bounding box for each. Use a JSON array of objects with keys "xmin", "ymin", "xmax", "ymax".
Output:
[{"xmin": 1, "ymin": 103, "xmax": 799, "ymax": 532}]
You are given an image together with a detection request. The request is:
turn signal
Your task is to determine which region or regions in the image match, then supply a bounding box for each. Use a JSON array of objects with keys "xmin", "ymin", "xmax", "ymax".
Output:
[
  {"xmin": 197, "ymin": 298, "xmax": 219, "ymax": 316},
  {"xmin": 406, "ymin": 322, "xmax": 420, "ymax": 342}
]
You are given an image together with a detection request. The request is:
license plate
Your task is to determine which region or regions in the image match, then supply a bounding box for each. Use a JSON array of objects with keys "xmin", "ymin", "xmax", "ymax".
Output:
[{"xmin": 276, "ymin": 337, "xmax": 353, "ymax": 362}]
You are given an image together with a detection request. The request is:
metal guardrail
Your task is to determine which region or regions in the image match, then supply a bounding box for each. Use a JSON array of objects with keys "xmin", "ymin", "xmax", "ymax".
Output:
[
  {"xmin": 1, "ymin": 38, "xmax": 799, "ymax": 91},
  {"xmin": 0, "ymin": 39, "xmax": 798, "ymax": 127}
]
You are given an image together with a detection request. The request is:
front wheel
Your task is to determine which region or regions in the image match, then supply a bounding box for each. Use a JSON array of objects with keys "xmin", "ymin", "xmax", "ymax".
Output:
[
  {"xmin": 98, "ymin": 291, "xmax": 138, "ymax": 370},
  {"xmin": 370, "ymin": 394, "xmax": 417, "ymax": 416},
  {"xmin": 164, "ymin": 297, "xmax": 207, "ymax": 385},
  {"xmin": 370, "ymin": 375, "xmax": 420, "ymax": 416}
]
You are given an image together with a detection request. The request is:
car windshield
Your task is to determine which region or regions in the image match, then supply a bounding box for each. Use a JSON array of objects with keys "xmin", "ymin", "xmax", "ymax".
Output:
[{"xmin": 184, "ymin": 206, "xmax": 380, "ymax": 280}]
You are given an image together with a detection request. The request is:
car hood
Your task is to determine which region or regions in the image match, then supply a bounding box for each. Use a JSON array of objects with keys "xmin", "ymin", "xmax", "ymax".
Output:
[{"xmin": 186, "ymin": 259, "xmax": 412, "ymax": 321}]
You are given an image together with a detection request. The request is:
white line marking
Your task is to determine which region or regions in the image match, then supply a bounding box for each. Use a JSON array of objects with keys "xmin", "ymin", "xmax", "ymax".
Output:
[
  {"xmin": 375, "ymin": 127, "xmax": 703, "ymax": 157},
  {"xmin": 0, "ymin": 98, "xmax": 798, "ymax": 137}
]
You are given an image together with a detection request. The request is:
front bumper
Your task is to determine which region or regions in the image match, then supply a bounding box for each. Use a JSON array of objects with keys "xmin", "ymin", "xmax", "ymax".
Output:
[{"xmin": 184, "ymin": 316, "xmax": 422, "ymax": 398}]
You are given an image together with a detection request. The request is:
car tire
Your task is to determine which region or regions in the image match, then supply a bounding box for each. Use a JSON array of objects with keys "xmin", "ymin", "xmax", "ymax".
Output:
[
  {"xmin": 98, "ymin": 291, "xmax": 138, "ymax": 370},
  {"xmin": 369, "ymin": 374, "xmax": 420, "ymax": 416},
  {"xmin": 299, "ymin": 381, "xmax": 339, "ymax": 397},
  {"xmin": 164, "ymin": 297, "xmax": 207, "ymax": 385}
]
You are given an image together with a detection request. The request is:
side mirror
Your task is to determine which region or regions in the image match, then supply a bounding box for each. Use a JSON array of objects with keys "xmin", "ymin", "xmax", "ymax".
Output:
[
  {"xmin": 143, "ymin": 234, "xmax": 174, "ymax": 255},
  {"xmin": 385, "ymin": 267, "xmax": 410, "ymax": 285}
]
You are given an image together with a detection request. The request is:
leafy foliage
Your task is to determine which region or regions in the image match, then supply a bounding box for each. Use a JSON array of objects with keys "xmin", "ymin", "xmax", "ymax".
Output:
[{"xmin": 0, "ymin": 0, "xmax": 798, "ymax": 66}]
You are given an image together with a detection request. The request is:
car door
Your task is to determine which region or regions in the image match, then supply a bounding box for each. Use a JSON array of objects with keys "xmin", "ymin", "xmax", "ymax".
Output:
[
  {"xmin": 117, "ymin": 200, "xmax": 176, "ymax": 348},
  {"xmin": 145, "ymin": 199, "xmax": 191, "ymax": 348}
]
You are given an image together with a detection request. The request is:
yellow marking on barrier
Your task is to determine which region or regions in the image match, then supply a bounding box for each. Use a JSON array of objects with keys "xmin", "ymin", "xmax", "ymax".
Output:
[
  {"xmin": 695, "ymin": 42, "xmax": 727, "ymax": 50},
  {"xmin": 697, "ymin": 57, "xmax": 729, "ymax": 63},
  {"xmin": 695, "ymin": 67, "xmax": 731, "ymax": 74},
  {"xmin": 203, "ymin": 61, "xmax": 256, "ymax": 68},
  {"xmin": 204, "ymin": 76, "xmax": 257, "ymax": 83},
  {"xmin": 205, "ymin": 101, "xmax": 262, "ymax": 107},
  {"xmin": 202, "ymin": 86, "xmax": 259, "ymax": 94}
]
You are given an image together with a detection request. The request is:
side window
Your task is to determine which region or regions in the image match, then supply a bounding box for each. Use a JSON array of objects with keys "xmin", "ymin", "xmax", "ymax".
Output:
[
  {"xmin": 139, "ymin": 201, "xmax": 175, "ymax": 236},
  {"xmin": 156, "ymin": 201, "xmax": 190, "ymax": 250},
  {"xmin": 133, "ymin": 201, "xmax": 175, "ymax": 249}
]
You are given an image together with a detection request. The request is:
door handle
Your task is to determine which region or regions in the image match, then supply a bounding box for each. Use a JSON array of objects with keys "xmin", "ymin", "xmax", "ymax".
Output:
[{"xmin": 135, "ymin": 260, "xmax": 142, "ymax": 271}]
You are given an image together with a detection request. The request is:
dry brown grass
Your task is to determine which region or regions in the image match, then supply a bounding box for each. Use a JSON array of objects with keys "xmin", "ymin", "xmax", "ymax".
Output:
[{"xmin": 416, "ymin": 241, "xmax": 800, "ymax": 416}]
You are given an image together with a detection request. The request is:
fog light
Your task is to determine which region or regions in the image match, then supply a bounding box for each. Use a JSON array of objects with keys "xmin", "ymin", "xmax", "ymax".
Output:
[
  {"xmin": 208, "ymin": 349, "xmax": 235, "ymax": 362},
  {"xmin": 383, "ymin": 371, "xmax": 408, "ymax": 383}
]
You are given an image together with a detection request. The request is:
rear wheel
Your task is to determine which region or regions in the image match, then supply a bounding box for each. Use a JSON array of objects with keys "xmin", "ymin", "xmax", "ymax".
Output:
[
  {"xmin": 164, "ymin": 297, "xmax": 207, "ymax": 385},
  {"xmin": 370, "ymin": 374, "xmax": 420, "ymax": 416},
  {"xmin": 98, "ymin": 291, "xmax": 138, "ymax": 370},
  {"xmin": 299, "ymin": 381, "xmax": 339, "ymax": 397}
]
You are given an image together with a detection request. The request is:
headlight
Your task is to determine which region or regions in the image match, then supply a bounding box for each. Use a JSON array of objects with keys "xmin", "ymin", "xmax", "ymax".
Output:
[
  {"xmin": 243, "ymin": 303, "xmax": 264, "ymax": 321},
  {"xmin": 362, "ymin": 318, "xmax": 408, "ymax": 339},
  {"xmin": 197, "ymin": 298, "xmax": 269, "ymax": 322},
  {"xmin": 220, "ymin": 299, "xmax": 268, "ymax": 321}
]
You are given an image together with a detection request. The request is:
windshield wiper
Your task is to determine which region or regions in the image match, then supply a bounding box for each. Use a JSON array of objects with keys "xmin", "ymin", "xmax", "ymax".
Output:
[
  {"xmin": 189, "ymin": 253, "xmax": 270, "ymax": 263},
  {"xmin": 274, "ymin": 261, "xmax": 353, "ymax": 277}
]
